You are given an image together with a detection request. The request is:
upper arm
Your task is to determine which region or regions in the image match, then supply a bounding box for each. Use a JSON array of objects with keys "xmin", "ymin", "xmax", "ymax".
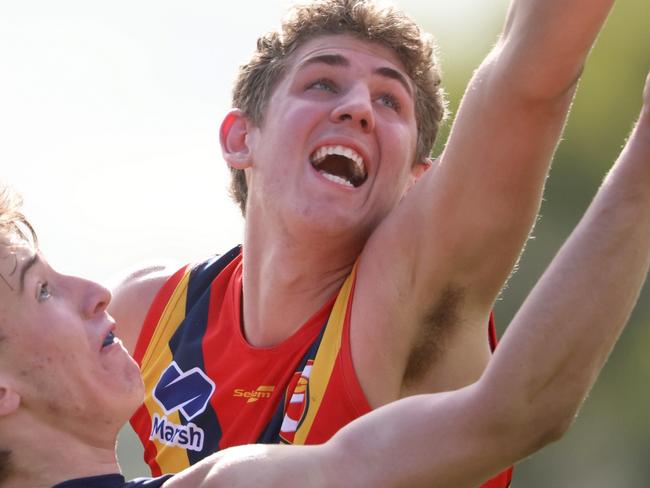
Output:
[
  {"xmin": 404, "ymin": 32, "xmax": 585, "ymax": 308},
  {"xmin": 162, "ymin": 389, "xmax": 545, "ymax": 488},
  {"xmin": 352, "ymin": 44, "xmax": 574, "ymax": 404},
  {"xmin": 352, "ymin": 0, "xmax": 615, "ymax": 398},
  {"xmin": 408, "ymin": 0, "xmax": 613, "ymax": 280},
  {"xmin": 411, "ymin": 0, "xmax": 616, "ymax": 295},
  {"xmin": 327, "ymin": 386, "xmax": 525, "ymax": 488},
  {"xmin": 108, "ymin": 264, "xmax": 177, "ymax": 355}
]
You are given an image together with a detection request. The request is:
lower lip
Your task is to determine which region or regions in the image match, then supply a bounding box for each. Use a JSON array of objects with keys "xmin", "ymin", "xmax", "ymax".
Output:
[{"xmin": 100, "ymin": 338, "xmax": 124, "ymax": 355}]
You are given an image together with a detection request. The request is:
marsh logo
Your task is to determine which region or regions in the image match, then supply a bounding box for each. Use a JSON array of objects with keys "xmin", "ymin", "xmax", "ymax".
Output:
[
  {"xmin": 150, "ymin": 414, "xmax": 205, "ymax": 452},
  {"xmin": 153, "ymin": 362, "xmax": 215, "ymax": 420},
  {"xmin": 150, "ymin": 362, "xmax": 215, "ymax": 452}
]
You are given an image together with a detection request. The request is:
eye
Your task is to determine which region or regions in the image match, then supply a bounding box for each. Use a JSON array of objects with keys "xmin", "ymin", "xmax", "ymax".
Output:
[
  {"xmin": 36, "ymin": 281, "xmax": 52, "ymax": 302},
  {"xmin": 307, "ymin": 78, "xmax": 338, "ymax": 93},
  {"xmin": 377, "ymin": 93, "xmax": 401, "ymax": 111}
]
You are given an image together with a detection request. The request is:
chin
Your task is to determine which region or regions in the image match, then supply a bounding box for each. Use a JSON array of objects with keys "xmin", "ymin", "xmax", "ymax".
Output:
[
  {"xmin": 123, "ymin": 364, "xmax": 146, "ymax": 404},
  {"xmin": 105, "ymin": 363, "xmax": 146, "ymax": 417}
]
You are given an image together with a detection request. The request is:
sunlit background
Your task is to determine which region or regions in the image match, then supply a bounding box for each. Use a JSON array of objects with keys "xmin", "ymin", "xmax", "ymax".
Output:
[{"xmin": 1, "ymin": 0, "xmax": 648, "ymax": 485}]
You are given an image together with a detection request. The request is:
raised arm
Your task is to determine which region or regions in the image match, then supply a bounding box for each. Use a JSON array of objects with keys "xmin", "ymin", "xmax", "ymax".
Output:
[
  {"xmin": 334, "ymin": 74, "xmax": 650, "ymax": 487},
  {"xmin": 478, "ymin": 71, "xmax": 650, "ymax": 455},
  {"xmin": 169, "ymin": 72, "xmax": 650, "ymax": 488},
  {"xmin": 415, "ymin": 0, "xmax": 617, "ymax": 296},
  {"xmin": 354, "ymin": 0, "xmax": 617, "ymax": 401}
]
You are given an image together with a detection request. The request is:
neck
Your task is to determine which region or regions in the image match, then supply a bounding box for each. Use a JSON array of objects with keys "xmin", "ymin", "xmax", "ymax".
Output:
[
  {"xmin": 241, "ymin": 211, "xmax": 364, "ymax": 347},
  {"xmin": 0, "ymin": 412, "xmax": 120, "ymax": 488}
]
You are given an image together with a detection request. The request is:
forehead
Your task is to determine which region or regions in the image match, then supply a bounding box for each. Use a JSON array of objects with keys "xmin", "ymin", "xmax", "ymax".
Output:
[
  {"xmin": 288, "ymin": 34, "xmax": 412, "ymax": 85},
  {"xmin": 0, "ymin": 239, "xmax": 35, "ymax": 294}
]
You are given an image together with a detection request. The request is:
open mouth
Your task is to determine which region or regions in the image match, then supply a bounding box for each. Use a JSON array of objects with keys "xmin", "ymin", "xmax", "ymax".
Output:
[
  {"xmin": 310, "ymin": 145, "xmax": 367, "ymax": 188},
  {"xmin": 101, "ymin": 331, "xmax": 116, "ymax": 349}
]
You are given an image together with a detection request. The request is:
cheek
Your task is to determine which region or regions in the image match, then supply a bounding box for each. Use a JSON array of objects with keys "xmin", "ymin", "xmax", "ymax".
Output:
[
  {"xmin": 270, "ymin": 100, "xmax": 325, "ymax": 142},
  {"xmin": 15, "ymin": 331, "xmax": 85, "ymax": 386},
  {"xmin": 17, "ymin": 354, "xmax": 80, "ymax": 413},
  {"xmin": 20, "ymin": 343, "xmax": 76, "ymax": 381},
  {"xmin": 380, "ymin": 118, "xmax": 417, "ymax": 157}
]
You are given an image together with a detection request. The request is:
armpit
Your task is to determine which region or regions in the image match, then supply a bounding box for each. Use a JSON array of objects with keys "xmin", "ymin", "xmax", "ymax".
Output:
[{"xmin": 402, "ymin": 285, "xmax": 465, "ymax": 386}]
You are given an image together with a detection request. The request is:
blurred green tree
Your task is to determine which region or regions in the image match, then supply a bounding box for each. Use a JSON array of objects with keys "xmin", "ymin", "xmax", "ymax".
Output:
[{"xmin": 417, "ymin": 0, "xmax": 650, "ymax": 485}]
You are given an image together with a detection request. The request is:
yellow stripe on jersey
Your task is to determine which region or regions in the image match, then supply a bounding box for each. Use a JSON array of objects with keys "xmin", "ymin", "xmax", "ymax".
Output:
[
  {"xmin": 293, "ymin": 263, "xmax": 357, "ymax": 444},
  {"xmin": 140, "ymin": 269, "xmax": 192, "ymax": 371},
  {"xmin": 140, "ymin": 269, "xmax": 192, "ymax": 473}
]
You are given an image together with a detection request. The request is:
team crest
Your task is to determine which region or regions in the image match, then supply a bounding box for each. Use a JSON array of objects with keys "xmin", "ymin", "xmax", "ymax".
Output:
[{"xmin": 279, "ymin": 360, "xmax": 314, "ymax": 443}]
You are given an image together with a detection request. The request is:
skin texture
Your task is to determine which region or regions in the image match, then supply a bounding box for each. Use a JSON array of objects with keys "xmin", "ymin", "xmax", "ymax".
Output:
[
  {"xmin": 111, "ymin": 0, "xmax": 617, "ymax": 412},
  {"xmin": 0, "ymin": 241, "xmax": 143, "ymax": 488}
]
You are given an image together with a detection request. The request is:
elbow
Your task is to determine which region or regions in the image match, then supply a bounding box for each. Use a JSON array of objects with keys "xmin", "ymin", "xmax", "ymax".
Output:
[
  {"xmin": 515, "ymin": 403, "xmax": 581, "ymax": 460},
  {"xmin": 478, "ymin": 383, "xmax": 578, "ymax": 460},
  {"xmin": 521, "ymin": 412, "xmax": 574, "ymax": 454}
]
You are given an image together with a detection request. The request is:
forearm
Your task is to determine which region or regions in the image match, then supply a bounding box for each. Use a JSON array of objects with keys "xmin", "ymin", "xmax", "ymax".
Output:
[
  {"xmin": 414, "ymin": 1, "xmax": 615, "ymax": 302},
  {"xmin": 164, "ymin": 444, "xmax": 334, "ymax": 488},
  {"xmin": 328, "ymin": 387, "xmax": 518, "ymax": 488},
  {"xmin": 481, "ymin": 105, "xmax": 650, "ymax": 454},
  {"xmin": 497, "ymin": 0, "xmax": 615, "ymax": 98}
]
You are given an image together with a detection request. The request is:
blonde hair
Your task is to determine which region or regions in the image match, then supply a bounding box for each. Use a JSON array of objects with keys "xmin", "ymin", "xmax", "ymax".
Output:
[{"xmin": 0, "ymin": 183, "xmax": 37, "ymax": 248}]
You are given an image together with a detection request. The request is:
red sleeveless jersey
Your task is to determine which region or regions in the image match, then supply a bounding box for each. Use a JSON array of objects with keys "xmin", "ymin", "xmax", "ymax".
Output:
[{"xmin": 130, "ymin": 246, "xmax": 512, "ymax": 486}]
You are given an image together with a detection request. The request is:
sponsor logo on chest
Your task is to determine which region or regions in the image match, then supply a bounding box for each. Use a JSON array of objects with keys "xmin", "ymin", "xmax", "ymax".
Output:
[
  {"xmin": 149, "ymin": 362, "xmax": 216, "ymax": 452},
  {"xmin": 232, "ymin": 385, "xmax": 275, "ymax": 403}
]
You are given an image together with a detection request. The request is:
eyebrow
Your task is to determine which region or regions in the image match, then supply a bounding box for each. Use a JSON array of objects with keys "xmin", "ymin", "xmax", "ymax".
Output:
[
  {"xmin": 19, "ymin": 253, "xmax": 39, "ymax": 293},
  {"xmin": 375, "ymin": 66, "xmax": 413, "ymax": 97},
  {"xmin": 300, "ymin": 53, "xmax": 413, "ymax": 97}
]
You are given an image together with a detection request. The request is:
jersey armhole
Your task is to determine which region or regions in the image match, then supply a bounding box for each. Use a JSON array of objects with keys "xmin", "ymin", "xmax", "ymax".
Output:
[
  {"xmin": 338, "ymin": 268, "xmax": 373, "ymax": 416},
  {"xmin": 488, "ymin": 311, "xmax": 498, "ymax": 352}
]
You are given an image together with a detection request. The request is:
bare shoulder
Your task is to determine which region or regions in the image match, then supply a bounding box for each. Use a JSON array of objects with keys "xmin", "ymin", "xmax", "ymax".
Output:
[
  {"xmin": 350, "ymin": 206, "xmax": 494, "ymax": 407},
  {"xmin": 108, "ymin": 262, "xmax": 181, "ymax": 354},
  {"xmin": 348, "ymin": 230, "xmax": 454, "ymax": 407}
]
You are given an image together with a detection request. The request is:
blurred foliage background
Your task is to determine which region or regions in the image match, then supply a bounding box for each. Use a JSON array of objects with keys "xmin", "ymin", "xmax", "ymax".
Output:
[
  {"xmin": 109, "ymin": 1, "xmax": 650, "ymax": 486},
  {"xmin": 415, "ymin": 1, "xmax": 650, "ymax": 486}
]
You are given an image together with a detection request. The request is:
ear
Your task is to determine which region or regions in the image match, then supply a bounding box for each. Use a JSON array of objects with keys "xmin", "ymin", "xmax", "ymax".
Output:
[
  {"xmin": 220, "ymin": 109, "xmax": 254, "ymax": 170},
  {"xmin": 404, "ymin": 157, "xmax": 435, "ymax": 194},
  {"xmin": 0, "ymin": 387, "xmax": 20, "ymax": 417},
  {"xmin": 414, "ymin": 157, "xmax": 437, "ymax": 178}
]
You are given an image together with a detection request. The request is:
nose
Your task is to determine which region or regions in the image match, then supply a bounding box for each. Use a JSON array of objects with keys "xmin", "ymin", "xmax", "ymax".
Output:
[
  {"xmin": 79, "ymin": 278, "xmax": 112, "ymax": 318},
  {"xmin": 330, "ymin": 85, "xmax": 375, "ymax": 133}
]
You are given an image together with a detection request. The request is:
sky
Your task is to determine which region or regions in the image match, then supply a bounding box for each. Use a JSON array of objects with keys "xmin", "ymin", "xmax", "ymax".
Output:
[{"xmin": 0, "ymin": 0, "xmax": 507, "ymax": 285}]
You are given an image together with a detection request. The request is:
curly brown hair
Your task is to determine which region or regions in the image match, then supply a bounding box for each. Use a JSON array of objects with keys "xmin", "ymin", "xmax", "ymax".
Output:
[{"xmin": 229, "ymin": 0, "xmax": 446, "ymax": 215}]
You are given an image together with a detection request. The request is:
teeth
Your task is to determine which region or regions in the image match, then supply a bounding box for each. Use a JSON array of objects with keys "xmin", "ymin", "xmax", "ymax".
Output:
[
  {"xmin": 310, "ymin": 145, "xmax": 367, "ymax": 178},
  {"xmin": 320, "ymin": 172, "xmax": 354, "ymax": 187}
]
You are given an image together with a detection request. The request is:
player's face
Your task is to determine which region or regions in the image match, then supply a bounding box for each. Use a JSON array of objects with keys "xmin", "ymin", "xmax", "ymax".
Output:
[
  {"xmin": 245, "ymin": 34, "xmax": 422, "ymax": 239},
  {"xmin": 0, "ymin": 240, "xmax": 143, "ymax": 437}
]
